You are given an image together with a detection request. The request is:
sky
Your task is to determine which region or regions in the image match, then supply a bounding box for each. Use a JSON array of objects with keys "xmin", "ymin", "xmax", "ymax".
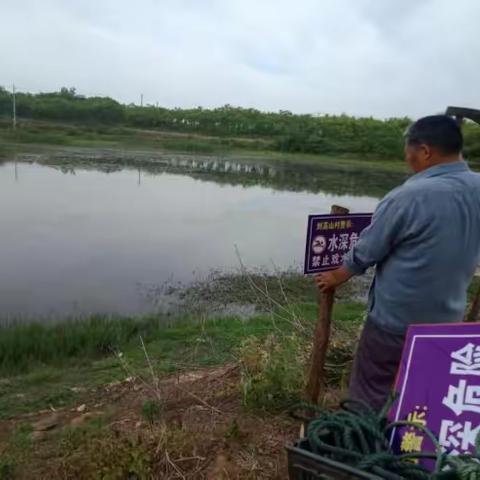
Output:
[{"xmin": 1, "ymin": 0, "xmax": 479, "ymax": 118}]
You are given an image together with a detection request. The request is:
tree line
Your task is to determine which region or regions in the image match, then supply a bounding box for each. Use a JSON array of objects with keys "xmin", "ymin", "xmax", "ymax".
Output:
[{"xmin": 1, "ymin": 86, "xmax": 479, "ymax": 159}]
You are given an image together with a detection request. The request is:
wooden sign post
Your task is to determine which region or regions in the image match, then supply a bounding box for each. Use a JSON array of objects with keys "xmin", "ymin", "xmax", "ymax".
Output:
[{"xmin": 305, "ymin": 205, "xmax": 349, "ymax": 403}]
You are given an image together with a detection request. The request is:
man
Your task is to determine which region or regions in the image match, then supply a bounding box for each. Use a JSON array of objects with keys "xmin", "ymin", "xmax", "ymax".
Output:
[{"xmin": 316, "ymin": 115, "xmax": 480, "ymax": 411}]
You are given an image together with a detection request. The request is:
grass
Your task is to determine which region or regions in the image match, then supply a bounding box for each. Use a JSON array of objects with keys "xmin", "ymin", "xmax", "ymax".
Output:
[
  {"xmin": 0, "ymin": 314, "xmax": 167, "ymax": 376},
  {"xmin": 38, "ymin": 414, "xmax": 154, "ymax": 479},
  {"xmin": 0, "ymin": 119, "xmax": 272, "ymax": 156},
  {"xmin": 0, "ymin": 423, "xmax": 32, "ymax": 479},
  {"xmin": 0, "ymin": 118, "xmax": 414, "ymax": 172},
  {"xmin": 141, "ymin": 399, "xmax": 163, "ymax": 424},
  {"xmin": 0, "ymin": 297, "xmax": 365, "ymax": 419},
  {"xmin": 56, "ymin": 414, "xmax": 110, "ymax": 453},
  {"xmin": 0, "ymin": 294, "xmax": 363, "ymax": 477},
  {"xmin": 0, "ymin": 270, "xmax": 318, "ymax": 378},
  {"xmin": 1, "ymin": 275, "xmax": 478, "ymax": 418},
  {"xmin": 0, "ymin": 291, "xmax": 364, "ymax": 477},
  {"xmin": 1, "ymin": 277, "xmax": 478, "ymax": 477},
  {"xmin": 1, "ymin": 119, "xmax": 479, "ymax": 180}
]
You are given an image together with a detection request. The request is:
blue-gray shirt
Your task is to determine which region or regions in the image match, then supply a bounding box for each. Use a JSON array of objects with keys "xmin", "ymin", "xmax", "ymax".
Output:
[{"xmin": 344, "ymin": 160, "xmax": 480, "ymax": 334}]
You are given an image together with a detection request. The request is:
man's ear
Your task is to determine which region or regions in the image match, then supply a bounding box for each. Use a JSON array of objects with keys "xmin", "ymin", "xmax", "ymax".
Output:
[{"xmin": 419, "ymin": 144, "xmax": 432, "ymax": 162}]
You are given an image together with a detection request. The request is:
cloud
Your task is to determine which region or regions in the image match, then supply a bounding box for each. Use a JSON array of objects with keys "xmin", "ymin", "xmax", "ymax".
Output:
[{"xmin": 1, "ymin": 0, "xmax": 479, "ymax": 117}]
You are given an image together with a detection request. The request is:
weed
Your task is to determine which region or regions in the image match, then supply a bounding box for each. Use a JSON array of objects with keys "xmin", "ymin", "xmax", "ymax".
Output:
[
  {"xmin": 224, "ymin": 417, "xmax": 246, "ymax": 442},
  {"xmin": 58, "ymin": 415, "xmax": 107, "ymax": 453},
  {"xmin": 0, "ymin": 461, "xmax": 15, "ymax": 480},
  {"xmin": 141, "ymin": 399, "xmax": 162, "ymax": 424},
  {"xmin": 0, "ymin": 423, "xmax": 33, "ymax": 479},
  {"xmin": 58, "ymin": 431, "xmax": 153, "ymax": 480},
  {"xmin": 237, "ymin": 333, "xmax": 307, "ymax": 410}
]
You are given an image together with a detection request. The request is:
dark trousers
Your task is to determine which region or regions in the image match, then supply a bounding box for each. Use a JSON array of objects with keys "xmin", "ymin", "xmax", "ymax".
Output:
[{"xmin": 348, "ymin": 320, "xmax": 405, "ymax": 412}]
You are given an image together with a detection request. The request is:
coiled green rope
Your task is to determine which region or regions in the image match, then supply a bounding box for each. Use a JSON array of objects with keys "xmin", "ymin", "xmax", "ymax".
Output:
[{"xmin": 291, "ymin": 397, "xmax": 480, "ymax": 479}]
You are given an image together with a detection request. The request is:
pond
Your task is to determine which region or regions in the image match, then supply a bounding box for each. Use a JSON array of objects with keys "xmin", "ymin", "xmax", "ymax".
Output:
[{"xmin": 0, "ymin": 150, "xmax": 406, "ymax": 320}]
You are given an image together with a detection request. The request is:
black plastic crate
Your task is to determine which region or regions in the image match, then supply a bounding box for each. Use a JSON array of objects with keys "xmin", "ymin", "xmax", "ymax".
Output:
[{"xmin": 286, "ymin": 439, "xmax": 384, "ymax": 480}]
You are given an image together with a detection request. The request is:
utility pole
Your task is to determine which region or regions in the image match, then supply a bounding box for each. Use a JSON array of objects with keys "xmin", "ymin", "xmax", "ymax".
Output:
[
  {"xmin": 140, "ymin": 93, "xmax": 143, "ymax": 107},
  {"xmin": 12, "ymin": 84, "xmax": 16, "ymax": 129}
]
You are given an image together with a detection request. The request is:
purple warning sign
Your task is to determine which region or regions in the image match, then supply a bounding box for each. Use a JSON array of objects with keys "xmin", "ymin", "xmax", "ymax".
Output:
[
  {"xmin": 304, "ymin": 213, "xmax": 372, "ymax": 274},
  {"xmin": 389, "ymin": 323, "xmax": 480, "ymax": 470}
]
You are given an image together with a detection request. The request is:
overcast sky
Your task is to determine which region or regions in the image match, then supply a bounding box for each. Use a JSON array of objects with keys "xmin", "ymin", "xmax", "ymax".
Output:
[{"xmin": 1, "ymin": 0, "xmax": 478, "ymax": 118}]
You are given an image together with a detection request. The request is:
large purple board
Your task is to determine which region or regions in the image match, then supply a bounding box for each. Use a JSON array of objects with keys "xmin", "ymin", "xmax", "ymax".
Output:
[
  {"xmin": 304, "ymin": 213, "xmax": 372, "ymax": 274},
  {"xmin": 389, "ymin": 323, "xmax": 480, "ymax": 469}
]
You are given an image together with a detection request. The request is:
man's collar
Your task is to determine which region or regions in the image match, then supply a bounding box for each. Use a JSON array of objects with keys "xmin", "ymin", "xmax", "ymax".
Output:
[{"xmin": 406, "ymin": 160, "xmax": 469, "ymax": 184}]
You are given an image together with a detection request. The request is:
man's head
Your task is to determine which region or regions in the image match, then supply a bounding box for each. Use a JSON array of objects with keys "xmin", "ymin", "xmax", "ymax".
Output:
[{"xmin": 404, "ymin": 115, "xmax": 463, "ymax": 173}]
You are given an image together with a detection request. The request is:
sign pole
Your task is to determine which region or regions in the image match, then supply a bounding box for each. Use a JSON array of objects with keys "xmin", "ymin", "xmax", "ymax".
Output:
[{"xmin": 306, "ymin": 204, "xmax": 350, "ymax": 403}]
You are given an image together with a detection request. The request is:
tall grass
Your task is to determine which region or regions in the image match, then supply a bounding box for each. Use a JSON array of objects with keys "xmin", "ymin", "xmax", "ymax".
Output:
[
  {"xmin": 0, "ymin": 315, "xmax": 164, "ymax": 375},
  {"xmin": 0, "ymin": 309, "xmax": 312, "ymax": 377}
]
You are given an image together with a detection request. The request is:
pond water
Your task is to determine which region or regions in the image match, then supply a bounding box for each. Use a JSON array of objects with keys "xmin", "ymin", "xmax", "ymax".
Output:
[{"xmin": 0, "ymin": 152, "xmax": 406, "ymax": 320}]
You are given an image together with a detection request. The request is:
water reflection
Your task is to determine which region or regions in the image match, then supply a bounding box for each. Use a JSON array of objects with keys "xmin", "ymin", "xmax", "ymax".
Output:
[
  {"xmin": 9, "ymin": 149, "xmax": 407, "ymax": 198},
  {"xmin": 0, "ymin": 151, "xmax": 398, "ymax": 320}
]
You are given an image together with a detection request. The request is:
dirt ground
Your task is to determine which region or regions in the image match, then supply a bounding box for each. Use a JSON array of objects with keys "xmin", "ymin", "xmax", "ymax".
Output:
[{"xmin": 0, "ymin": 365, "xmax": 300, "ymax": 479}]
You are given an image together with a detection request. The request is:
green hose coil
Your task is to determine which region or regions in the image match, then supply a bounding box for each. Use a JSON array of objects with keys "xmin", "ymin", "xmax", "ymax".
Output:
[{"xmin": 291, "ymin": 396, "xmax": 480, "ymax": 479}]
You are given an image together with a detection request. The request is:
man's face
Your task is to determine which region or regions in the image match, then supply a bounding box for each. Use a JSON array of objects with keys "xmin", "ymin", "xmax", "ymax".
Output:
[{"xmin": 404, "ymin": 142, "xmax": 431, "ymax": 173}]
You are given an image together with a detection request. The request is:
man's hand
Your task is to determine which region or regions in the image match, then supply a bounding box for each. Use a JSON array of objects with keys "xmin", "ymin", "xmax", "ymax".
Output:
[
  {"xmin": 314, "ymin": 266, "xmax": 354, "ymax": 292},
  {"xmin": 315, "ymin": 271, "xmax": 338, "ymax": 292}
]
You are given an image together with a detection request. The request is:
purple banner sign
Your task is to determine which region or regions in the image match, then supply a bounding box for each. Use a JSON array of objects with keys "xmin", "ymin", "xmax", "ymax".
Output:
[
  {"xmin": 389, "ymin": 323, "xmax": 480, "ymax": 470},
  {"xmin": 304, "ymin": 213, "xmax": 372, "ymax": 274}
]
